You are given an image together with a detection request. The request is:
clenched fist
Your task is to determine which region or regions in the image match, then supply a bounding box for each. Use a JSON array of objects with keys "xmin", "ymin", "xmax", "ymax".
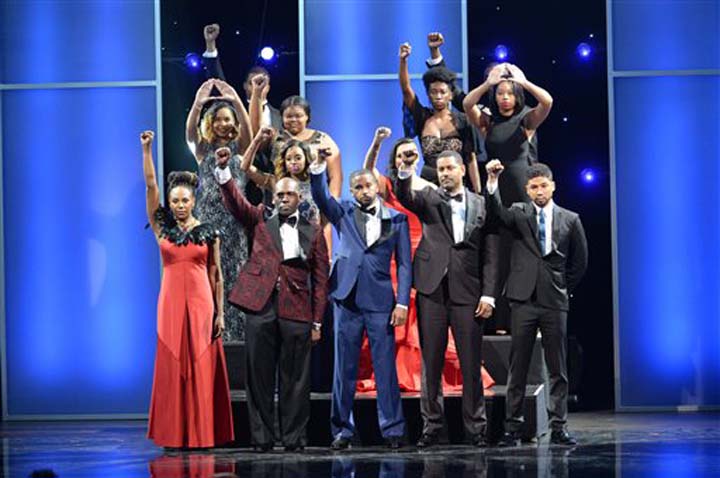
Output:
[
  {"xmin": 215, "ymin": 146, "xmax": 232, "ymax": 169},
  {"xmin": 427, "ymin": 32, "xmax": 444, "ymax": 49},
  {"xmin": 399, "ymin": 43, "xmax": 412, "ymax": 60},
  {"xmin": 374, "ymin": 126, "xmax": 392, "ymax": 142},
  {"xmin": 140, "ymin": 130, "xmax": 154, "ymax": 149}
]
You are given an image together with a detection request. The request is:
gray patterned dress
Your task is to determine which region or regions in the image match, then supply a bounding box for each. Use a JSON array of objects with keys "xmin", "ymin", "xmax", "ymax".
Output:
[{"xmin": 194, "ymin": 142, "xmax": 248, "ymax": 343}]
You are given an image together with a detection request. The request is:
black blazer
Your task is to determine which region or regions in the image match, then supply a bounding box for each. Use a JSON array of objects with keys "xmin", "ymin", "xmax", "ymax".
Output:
[
  {"xmin": 486, "ymin": 188, "xmax": 588, "ymax": 311},
  {"xmin": 396, "ymin": 176, "xmax": 499, "ymax": 305}
]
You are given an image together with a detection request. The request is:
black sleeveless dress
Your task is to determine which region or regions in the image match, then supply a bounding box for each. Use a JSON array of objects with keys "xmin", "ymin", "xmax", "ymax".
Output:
[{"xmin": 484, "ymin": 106, "xmax": 538, "ymax": 206}]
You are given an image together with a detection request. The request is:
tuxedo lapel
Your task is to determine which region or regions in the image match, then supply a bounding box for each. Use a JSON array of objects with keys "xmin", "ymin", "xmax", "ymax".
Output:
[
  {"xmin": 266, "ymin": 214, "xmax": 283, "ymax": 254},
  {"xmin": 464, "ymin": 190, "xmax": 478, "ymax": 241},
  {"xmin": 551, "ymin": 205, "xmax": 562, "ymax": 252},
  {"xmin": 524, "ymin": 204, "xmax": 542, "ymax": 255},
  {"xmin": 437, "ymin": 194, "xmax": 455, "ymax": 240},
  {"xmin": 297, "ymin": 218, "xmax": 313, "ymax": 260},
  {"xmin": 371, "ymin": 202, "xmax": 394, "ymax": 249},
  {"xmin": 352, "ymin": 206, "xmax": 368, "ymax": 246}
]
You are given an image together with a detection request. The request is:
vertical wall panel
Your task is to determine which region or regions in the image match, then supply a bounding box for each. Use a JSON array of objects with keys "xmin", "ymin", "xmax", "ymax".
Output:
[
  {"xmin": 1, "ymin": 0, "xmax": 156, "ymax": 84},
  {"xmin": 1, "ymin": 0, "xmax": 160, "ymax": 417},
  {"xmin": 610, "ymin": 1, "xmax": 720, "ymax": 409}
]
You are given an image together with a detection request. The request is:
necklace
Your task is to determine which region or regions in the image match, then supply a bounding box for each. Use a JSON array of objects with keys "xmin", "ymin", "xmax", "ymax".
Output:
[{"xmin": 176, "ymin": 217, "xmax": 199, "ymax": 232}]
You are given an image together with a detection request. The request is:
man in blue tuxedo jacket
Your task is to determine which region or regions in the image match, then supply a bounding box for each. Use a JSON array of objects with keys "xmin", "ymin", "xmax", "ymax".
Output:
[{"xmin": 310, "ymin": 153, "xmax": 412, "ymax": 450}]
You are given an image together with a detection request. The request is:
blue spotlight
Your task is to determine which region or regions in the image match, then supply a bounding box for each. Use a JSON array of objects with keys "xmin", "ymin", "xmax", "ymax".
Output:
[
  {"xmin": 580, "ymin": 168, "xmax": 597, "ymax": 184},
  {"xmin": 259, "ymin": 46, "xmax": 276, "ymax": 62},
  {"xmin": 184, "ymin": 52, "xmax": 202, "ymax": 71},
  {"xmin": 576, "ymin": 42, "xmax": 592, "ymax": 60},
  {"xmin": 494, "ymin": 44, "xmax": 509, "ymax": 61}
]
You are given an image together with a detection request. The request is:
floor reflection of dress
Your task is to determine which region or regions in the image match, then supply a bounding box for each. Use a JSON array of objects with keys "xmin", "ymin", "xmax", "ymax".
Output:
[{"xmin": 356, "ymin": 177, "xmax": 495, "ymax": 393}]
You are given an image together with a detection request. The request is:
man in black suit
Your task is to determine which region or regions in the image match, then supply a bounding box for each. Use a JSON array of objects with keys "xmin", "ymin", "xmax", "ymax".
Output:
[
  {"xmin": 485, "ymin": 160, "xmax": 588, "ymax": 446},
  {"xmin": 396, "ymin": 151, "xmax": 499, "ymax": 448},
  {"xmin": 202, "ymin": 24, "xmax": 281, "ymax": 205}
]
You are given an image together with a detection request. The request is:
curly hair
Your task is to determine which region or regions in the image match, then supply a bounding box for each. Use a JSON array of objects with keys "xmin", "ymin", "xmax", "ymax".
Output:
[
  {"xmin": 422, "ymin": 66, "xmax": 457, "ymax": 92},
  {"xmin": 274, "ymin": 139, "xmax": 312, "ymax": 182},
  {"xmin": 199, "ymin": 100, "xmax": 240, "ymax": 144},
  {"xmin": 167, "ymin": 171, "xmax": 199, "ymax": 196}
]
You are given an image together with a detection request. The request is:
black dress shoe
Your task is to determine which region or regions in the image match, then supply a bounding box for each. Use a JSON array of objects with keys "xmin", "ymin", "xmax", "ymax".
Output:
[
  {"xmin": 416, "ymin": 433, "xmax": 439, "ymax": 448},
  {"xmin": 284, "ymin": 444, "xmax": 304, "ymax": 452},
  {"xmin": 253, "ymin": 443, "xmax": 273, "ymax": 453},
  {"xmin": 550, "ymin": 430, "xmax": 577, "ymax": 445},
  {"xmin": 331, "ymin": 437, "xmax": 352, "ymax": 451},
  {"xmin": 497, "ymin": 432, "xmax": 521, "ymax": 448},
  {"xmin": 385, "ymin": 436, "xmax": 403, "ymax": 449},
  {"xmin": 471, "ymin": 434, "xmax": 488, "ymax": 448}
]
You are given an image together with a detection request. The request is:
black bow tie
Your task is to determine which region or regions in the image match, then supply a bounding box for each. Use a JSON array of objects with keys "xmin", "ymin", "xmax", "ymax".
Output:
[
  {"xmin": 360, "ymin": 206, "xmax": 377, "ymax": 216},
  {"xmin": 443, "ymin": 192, "xmax": 464, "ymax": 202},
  {"xmin": 279, "ymin": 215, "xmax": 298, "ymax": 227}
]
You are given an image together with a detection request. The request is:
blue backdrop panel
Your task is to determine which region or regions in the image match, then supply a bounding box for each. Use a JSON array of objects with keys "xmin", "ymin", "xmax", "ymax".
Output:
[
  {"xmin": 0, "ymin": 0, "xmax": 155, "ymax": 84},
  {"xmin": 304, "ymin": 0, "xmax": 464, "ymax": 76},
  {"xmin": 306, "ymin": 79, "xmax": 427, "ymax": 186},
  {"xmin": 614, "ymin": 75, "xmax": 720, "ymax": 408},
  {"xmin": 612, "ymin": 0, "xmax": 720, "ymax": 71},
  {"xmin": 2, "ymin": 87, "xmax": 160, "ymax": 415}
]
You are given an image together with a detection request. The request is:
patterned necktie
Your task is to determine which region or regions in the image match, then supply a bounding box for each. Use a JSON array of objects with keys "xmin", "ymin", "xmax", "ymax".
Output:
[{"xmin": 538, "ymin": 209, "xmax": 546, "ymax": 255}]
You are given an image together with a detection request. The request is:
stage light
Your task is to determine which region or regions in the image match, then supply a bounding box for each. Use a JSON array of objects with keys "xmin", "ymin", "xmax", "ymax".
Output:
[
  {"xmin": 580, "ymin": 168, "xmax": 597, "ymax": 184},
  {"xmin": 259, "ymin": 46, "xmax": 276, "ymax": 62},
  {"xmin": 494, "ymin": 44, "xmax": 509, "ymax": 61},
  {"xmin": 576, "ymin": 42, "xmax": 592, "ymax": 60},
  {"xmin": 184, "ymin": 52, "xmax": 202, "ymax": 71}
]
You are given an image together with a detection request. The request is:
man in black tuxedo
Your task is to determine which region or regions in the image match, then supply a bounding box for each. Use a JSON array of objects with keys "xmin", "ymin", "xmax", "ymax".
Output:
[
  {"xmin": 396, "ymin": 151, "xmax": 499, "ymax": 448},
  {"xmin": 485, "ymin": 160, "xmax": 588, "ymax": 446},
  {"xmin": 202, "ymin": 24, "xmax": 281, "ymax": 205}
]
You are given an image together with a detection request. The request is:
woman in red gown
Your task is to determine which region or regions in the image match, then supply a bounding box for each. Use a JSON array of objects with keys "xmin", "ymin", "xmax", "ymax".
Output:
[
  {"xmin": 141, "ymin": 131, "xmax": 234, "ymax": 448},
  {"xmin": 357, "ymin": 127, "xmax": 494, "ymax": 393}
]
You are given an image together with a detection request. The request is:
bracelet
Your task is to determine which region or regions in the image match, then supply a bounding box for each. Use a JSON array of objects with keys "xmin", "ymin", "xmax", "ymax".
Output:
[{"xmin": 312, "ymin": 322, "xmax": 322, "ymax": 331}]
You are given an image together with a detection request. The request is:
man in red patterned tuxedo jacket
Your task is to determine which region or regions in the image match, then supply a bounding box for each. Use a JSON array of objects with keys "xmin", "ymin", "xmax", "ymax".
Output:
[{"xmin": 214, "ymin": 146, "xmax": 329, "ymax": 452}]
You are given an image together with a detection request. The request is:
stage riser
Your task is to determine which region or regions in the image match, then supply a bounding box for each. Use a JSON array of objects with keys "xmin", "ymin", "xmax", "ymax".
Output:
[{"xmin": 229, "ymin": 388, "xmax": 547, "ymax": 447}]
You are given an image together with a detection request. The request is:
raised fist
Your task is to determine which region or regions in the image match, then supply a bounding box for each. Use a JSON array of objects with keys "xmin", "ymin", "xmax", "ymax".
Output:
[
  {"xmin": 257, "ymin": 126, "xmax": 275, "ymax": 143},
  {"xmin": 140, "ymin": 130, "xmax": 154, "ymax": 148},
  {"xmin": 204, "ymin": 24, "xmax": 220, "ymax": 42},
  {"xmin": 215, "ymin": 146, "xmax": 232, "ymax": 169},
  {"xmin": 399, "ymin": 43, "xmax": 412, "ymax": 60},
  {"xmin": 485, "ymin": 159, "xmax": 504, "ymax": 179},
  {"xmin": 251, "ymin": 74, "xmax": 270, "ymax": 96},
  {"xmin": 374, "ymin": 126, "xmax": 392, "ymax": 141},
  {"xmin": 427, "ymin": 32, "xmax": 444, "ymax": 49}
]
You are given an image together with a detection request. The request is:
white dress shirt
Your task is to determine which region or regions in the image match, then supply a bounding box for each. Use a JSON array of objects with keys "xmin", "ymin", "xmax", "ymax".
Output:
[
  {"xmin": 448, "ymin": 190, "xmax": 466, "ymax": 244},
  {"xmin": 533, "ymin": 201, "xmax": 555, "ymax": 256},
  {"xmin": 360, "ymin": 199, "xmax": 382, "ymax": 247},
  {"xmin": 279, "ymin": 211, "xmax": 302, "ymax": 260}
]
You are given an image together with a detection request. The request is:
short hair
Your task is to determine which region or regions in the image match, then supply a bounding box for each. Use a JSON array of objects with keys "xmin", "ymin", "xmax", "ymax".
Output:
[
  {"xmin": 274, "ymin": 176, "xmax": 300, "ymax": 192},
  {"xmin": 349, "ymin": 168, "xmax": 377, "ymax": 185},
  {"xmin": 526, "ymin": 163, "xmax": 553, "ymax": 181},
  {"xmin": 244, "ymin": 66, "xmax": 270, "ymax": 83},
  {"xmin": 422, "ymin": 66, "xmax": 457, "ymax": 92},
  {"xmin": 436, "ymin": 150, "xmax": 464, "ymax": 166},
  {"xmin": 279, "ymin": 95, "xmax": 311, "ymax": 123},
  {"xmin": 167, "ymin": 171, "xmax": 199, "ymax": 196},
  {"xmin": 199, "ymin": 100, "xmax": 239, "ymax": 143},
  {"xmin": 275, "ymin": 139, "xmax": 312, "ymax": 181}
]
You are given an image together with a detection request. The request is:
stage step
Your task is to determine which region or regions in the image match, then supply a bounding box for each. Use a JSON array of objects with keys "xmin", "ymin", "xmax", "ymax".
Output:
[{"xmin": 228, "ymin": 385, "xmax": 547, "ymax": 446}]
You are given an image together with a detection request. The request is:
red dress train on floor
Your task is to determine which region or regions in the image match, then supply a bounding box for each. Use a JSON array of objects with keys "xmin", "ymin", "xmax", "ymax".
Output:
[
  {"xmin": 147, "ymin": 222, "xmax": 234, "ymax": 448},
  {"xmin": 356, "ymin": 177, "xmax": 495, "ymax": 393}
]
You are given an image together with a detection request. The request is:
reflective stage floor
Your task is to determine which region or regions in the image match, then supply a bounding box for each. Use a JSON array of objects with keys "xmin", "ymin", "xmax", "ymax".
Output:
[{"xmin": 1, "ymin": 412, "xmax": 718, "ymax": 477}]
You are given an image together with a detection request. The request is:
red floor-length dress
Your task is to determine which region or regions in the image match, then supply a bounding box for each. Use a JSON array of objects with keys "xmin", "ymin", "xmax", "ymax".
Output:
[
  {"xmin": 147, "ymin": 221, "xmax": 234, "ymax": 448},
  {"xmin": 356, "ymin": 177, "xmax": 495, "ymax": 393}
]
